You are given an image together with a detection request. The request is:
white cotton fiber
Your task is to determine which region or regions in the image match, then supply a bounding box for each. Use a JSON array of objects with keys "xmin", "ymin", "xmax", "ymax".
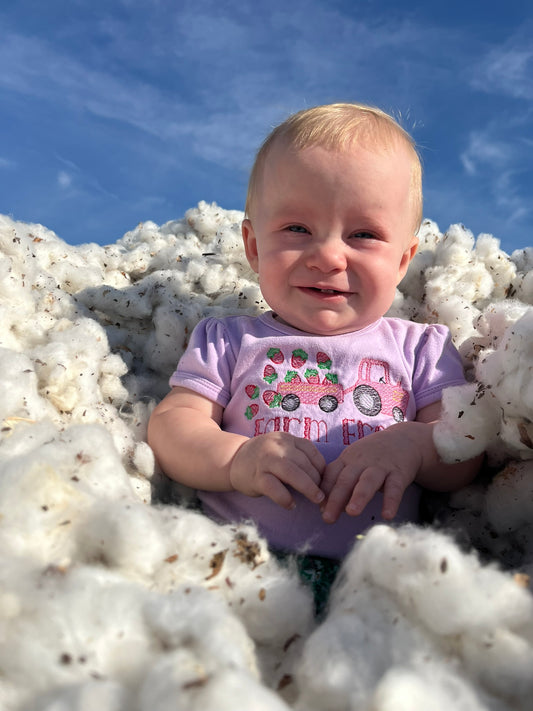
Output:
[
  {"xmin": 433, "ymin": 382, "xmax": 501, "ymax": 462},
  {"xmin": 295, "ymin": 525, "xmax": 533, "ymax": 711},
  {"xmin": 484, "ymin": 461, "xmax": 533, "ymax": 533},
  {"xmin": 371, "ymin": 665, "xmax": 490, "ymax": 711},
  {"xmin": 2, "ymin": 206, "xmax": 533, "ymax": 710},
  {"xmin": 22, "ymin": 680, "xmax": 128, "ymax": 711}
]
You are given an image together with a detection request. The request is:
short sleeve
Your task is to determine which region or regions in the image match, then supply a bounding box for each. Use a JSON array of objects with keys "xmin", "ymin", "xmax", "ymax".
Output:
[
  {"xmin": 411, "ymin": 324, "xmax": 466, "ymax": 410},
  {"xmin": 169, "ymin": 318, "xmax": 236, "ymax": 407}
]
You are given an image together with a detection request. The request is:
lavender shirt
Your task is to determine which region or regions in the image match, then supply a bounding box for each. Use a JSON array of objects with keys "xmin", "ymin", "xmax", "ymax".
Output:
[{"xmin": 170, "ymin": 312, "xmax": 466, "ymax": 558}]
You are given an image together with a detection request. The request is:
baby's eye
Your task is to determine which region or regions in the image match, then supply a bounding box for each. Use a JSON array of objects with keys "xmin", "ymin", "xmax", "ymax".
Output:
[
  {"xmin": 287, "ymin": 224, "xmax": 309, "ymax": 234},
  {"xmin": 351, "ymin": 231, "xmax": 376, "ymax": 240}
]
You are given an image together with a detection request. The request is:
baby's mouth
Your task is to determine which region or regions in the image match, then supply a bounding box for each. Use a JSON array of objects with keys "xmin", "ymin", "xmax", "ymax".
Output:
[{"xmin": 307, "ymin": 286, "xmax": 349, "ymax": 296}]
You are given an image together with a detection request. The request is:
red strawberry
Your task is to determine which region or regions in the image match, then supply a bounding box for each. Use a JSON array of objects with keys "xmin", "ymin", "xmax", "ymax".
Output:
[
  {"xmin": 317, "ymin": 352, "xmax": 332, "ymax": 370},
  {"xmin": 291, "ymin": 348, "xmax": 308, "ymax": 368},
  {"xmin": 245, "ymin": 404, "xmax": 259, "ymax": 420},
  {"xmin": 263, "ymin": 365, "xmax": 278, "ymax": 384},
  {"xmin": 263, "ymin": 391, "xmax": 282, "ymax": 408},
  {"xmin": 245, "ymin": 384, "xmax": 259, "ymax": 399},
  {"xmin": 285, "ymin": 371, "xmax": 301, "ymax": 383},
  {"xmin": 324, "ymin": 372, "xmax": 338, "ymax": 384},
  {"xmin": 267, "ymin": 347, "xmax": 284, "ymax": 364},
  {"xmin": 304, "ymin": 368, "xmax": 319, "ymax": 384}
]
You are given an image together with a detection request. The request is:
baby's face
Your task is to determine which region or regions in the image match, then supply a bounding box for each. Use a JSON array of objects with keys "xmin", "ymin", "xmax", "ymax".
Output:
[{"xmin": 242, "ymin": 140, "xmax": 419, "ymax": 335}]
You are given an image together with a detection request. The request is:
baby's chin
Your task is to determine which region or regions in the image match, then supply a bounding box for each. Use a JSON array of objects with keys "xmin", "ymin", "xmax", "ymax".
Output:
[{"xmin": 272, "ymin": 312, "xmax": 376, "ymax": 335}]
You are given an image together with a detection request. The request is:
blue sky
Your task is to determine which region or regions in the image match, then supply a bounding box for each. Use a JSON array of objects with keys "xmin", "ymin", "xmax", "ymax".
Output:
[{"xmin": 1, "ymin": 0, "xmax": 532, "ymax": 253}]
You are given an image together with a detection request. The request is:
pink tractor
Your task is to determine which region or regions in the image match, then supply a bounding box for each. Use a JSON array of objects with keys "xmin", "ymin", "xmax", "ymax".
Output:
[{"xmin": 350, "ymin": 358, "xmax": 409, "ymax": 421}]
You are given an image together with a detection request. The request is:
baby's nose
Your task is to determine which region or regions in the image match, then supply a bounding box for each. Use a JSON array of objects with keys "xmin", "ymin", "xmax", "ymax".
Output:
[{"xmin": 306, "ymin": 239, "xmax": 347, "ymax": 272}]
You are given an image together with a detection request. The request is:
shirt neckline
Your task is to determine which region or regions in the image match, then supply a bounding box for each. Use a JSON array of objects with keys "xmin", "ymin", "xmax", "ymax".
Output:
[{"xmin": 258, "ymin": 310, "xmax": 382, "ymax": 338}]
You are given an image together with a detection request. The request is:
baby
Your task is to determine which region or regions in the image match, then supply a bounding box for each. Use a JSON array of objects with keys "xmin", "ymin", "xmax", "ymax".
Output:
[{"xmin": 148, "ymin": 103, "xmax": 481, "ymax": 561}]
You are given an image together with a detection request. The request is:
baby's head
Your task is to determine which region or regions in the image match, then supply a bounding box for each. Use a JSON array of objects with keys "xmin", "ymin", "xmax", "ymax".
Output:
[
  {"xmin": 242, "ymin": 102, "xmax": 422, "ymax": 335},
  {"xmin": 245, "ymin": 102, "xmax": 422, "ymax": 233}
]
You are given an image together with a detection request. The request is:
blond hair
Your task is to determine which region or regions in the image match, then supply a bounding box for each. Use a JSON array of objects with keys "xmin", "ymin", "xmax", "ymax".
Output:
[{"xmin": 245, "ymin": 102, "xmax": 423, "ymax": 232}]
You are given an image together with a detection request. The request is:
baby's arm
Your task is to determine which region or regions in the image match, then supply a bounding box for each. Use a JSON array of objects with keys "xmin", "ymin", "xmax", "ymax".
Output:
[
  {"xmin": 320, "ymin": 401, "xmax": 482, "ymax": 524},
  {"xmin": 147, "ymin": 386, "xmax": 326, "ymax": 510}
]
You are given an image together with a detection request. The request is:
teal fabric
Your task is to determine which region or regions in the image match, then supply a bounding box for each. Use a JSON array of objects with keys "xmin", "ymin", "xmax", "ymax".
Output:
[{"xmin": 276, "ymin": 551, "xmax": 340, "ymax": 617}]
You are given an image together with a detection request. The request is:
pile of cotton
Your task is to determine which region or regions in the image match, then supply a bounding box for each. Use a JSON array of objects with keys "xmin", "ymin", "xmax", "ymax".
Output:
[{"xmin": 0, "ymin": 202, "xmax": 532, "ymax": 711}]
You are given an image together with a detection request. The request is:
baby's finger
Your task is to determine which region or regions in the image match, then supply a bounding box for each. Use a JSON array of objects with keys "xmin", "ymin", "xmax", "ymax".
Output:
[
  {"xmin": 320, "ymin": 459, "xmax": 343, "ymax": 497},
  {"xmin": 381, "ymin": 472, "xmax": 407, "ymax": 520},
  {"xmin": 275, "ymin": 457, "xmax": 325, "ymax": 505},
  {"xmin": 321, "ymin": 463, "xmax": 359, "ymax": 523},
  {"xmin": 258, "ymin": 472, "xmax": 295, "ymax": 510},
  {"xmin": 345, "ymin": 466, "xmax": 387, "ymax": 517},
  {"xmin": 294, "ymin": 438, "xmax": 326, "ymax": 485}
]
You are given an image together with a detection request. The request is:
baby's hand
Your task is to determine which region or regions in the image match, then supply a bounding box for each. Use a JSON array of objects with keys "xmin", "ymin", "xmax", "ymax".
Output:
[
  {"xmin": 320, "ymin": 425, "xmax": 423, "ymax": 524},
  {"xmin": 229, "ymin": 432, "xmax": 326, "ymax": 510}
]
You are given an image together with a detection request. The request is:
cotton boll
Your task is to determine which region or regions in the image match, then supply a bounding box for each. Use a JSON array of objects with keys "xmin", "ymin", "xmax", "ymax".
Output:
[
  {"xmin": 185, "ymin": 202, "xmax": 242, "ymax": 246},
  {"xmin": 477, "ymin": 309, "xmax": 533, "ymax": 421},
  {"xmin": 0, "ymin": 348, "xmax": 57, "ymax": 422},
  {"xmin": 0, "ymin": 423, "xmax": 138, "ymax": 565},
  {"xmin": 22, "ymin": 680, "xmax": 129, "ymax": 711},
  {"xmin": 416, "ymin": 219, "xmax": 444, "ymax": 254},
  {"xmin": 422, "ymin": 288, "xmax": 479, "ymax": 346},
  {"xmin": 485, "ymin": 461, "xmax": 533, "ymax": 534},
  {"xmin": 154, "ymin": 510, "xmax": 314, "ymax": 646},
  {"xmin": 474, "ymin": 300, "xmax": 530, "ymax": 348},
  {"xmin": 350, "ymin": 525, "xmax": 533, "ymax": 638},
  {"xmin": 302, "ymin": 525, "xmax": 533, "ymax": 710},
  {"xmin": 371, "ymin": 665, "xmax": 494, "ymax": 711},
  {"xmin": 474, "ymin": 233, "xmax": 517, "ymax": 301},
  {"xmin": 434, "ymin": 224, "xmax": 476, "ymax": 267},
  {"xmin": 139, "ymin": 656, "xmax": 291, "ymax": 711},
  {"xmin": 143, "ymin": 586, "xmax": 258, "ymax": 675},
  {"xmin": 433, "ymin": 382, "xmax": 500, "ymax": 462},
  {"xmin": 189, "ymin": 669, "xmax": 293, "ymax": 711},
  {"xmin": 460, "ymin": 626, "xmax": 533, "ymax": 702},
  {"xmin": 430, "ymin": 262, "xmax": 494, "ymax": 305},
  {"xmin": 31, "ymin": 317, "xmax": 114, "ymax": 413},
  {"xmin": 75, "ymin": 501, "xmax": 168, "ymax": 579}
]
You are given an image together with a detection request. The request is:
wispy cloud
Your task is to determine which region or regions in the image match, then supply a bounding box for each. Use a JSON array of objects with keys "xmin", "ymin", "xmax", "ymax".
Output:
[
  {"xmin": 0, "ymin": 3, "xmax": 475, "ymax": 173},
  {"xmin": 471, "ymin": 42, "xmax": 533, "ymax": 101},
  {"xmin": 0, "ymin": 156, "xmax": 15, "ymax": 169},
  {"xmin": 460, "ymin": 131, "xmax": 513, "ymax": 175},
  {"xmin": 57, "ymin": 171, "xmax": 73, "ymax": 189}
]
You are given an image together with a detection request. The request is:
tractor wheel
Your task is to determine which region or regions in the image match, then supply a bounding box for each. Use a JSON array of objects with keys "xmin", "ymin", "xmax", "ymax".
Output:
[
  {"xmin": 353, "ymin": 385, "xmax": 381, "ymax": 416},
  {"xmin": 281, "ymin": 394, "xmax": 300, "ymax": 411},
  {"xmin": 392, "ymin": 406, "xmax": 404, "ymax": 422},
  {"xmin": 319, "ymin": 395, "xmax": 338, "ymax": 412}
]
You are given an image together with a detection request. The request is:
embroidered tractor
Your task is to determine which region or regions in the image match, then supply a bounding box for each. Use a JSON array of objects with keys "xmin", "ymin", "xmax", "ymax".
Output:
[
  {"xmin": 267, "ymin": 355, "xmax": 408, "ymax": 420},
  {"xmin": 350, "ymin": 358, "xmax": 409, "ymax": 422}
]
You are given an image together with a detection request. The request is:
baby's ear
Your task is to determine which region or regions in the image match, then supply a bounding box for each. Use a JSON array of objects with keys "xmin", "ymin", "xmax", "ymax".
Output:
[
  {"xmin": 397, "ymin": 234, "xmax": 419, "ymax": 282},
  {"xmin": 242, "ymin": 219, "xmax": 259, "ymax": 272}
]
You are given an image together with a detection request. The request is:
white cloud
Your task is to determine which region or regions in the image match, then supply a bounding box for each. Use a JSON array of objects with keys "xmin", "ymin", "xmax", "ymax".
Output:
[
  {"xmin": 57, "ymin": 171, "xmax": 73, "ymax": 189},
  {"xmin": 0, "ymin": 156, "xmax": 15, "ymax": 169},
  {"xmin": 460, "ymin": 131, "xmax": 512, "ymax": 175},
  {"xmin": 471, "ymin": 36, "xmax": 533, "ymax": 101}
]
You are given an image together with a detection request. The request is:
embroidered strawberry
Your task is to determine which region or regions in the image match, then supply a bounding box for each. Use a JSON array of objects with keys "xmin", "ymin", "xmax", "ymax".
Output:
[
  {"xmin": 317, "ymin": 351, "xmax": 332, "ymax": 370},
  {"xmin": 245, "ymin": 404, "xmax": 259, "ymax": 420},
  {"xmin": 263, "ymin": 365, "xmax": 278, "ymax": 384},
  {"xmin": 291, "ymin": 348, "xmax": 308, "ymax": 368},
  {"xmin": 324, "ymin": 372, "xmax": 338, "ymax": 384},
  {"xmin": 245, "ymin": 384, "xmax": 259, "ymax": 399},
  {"xmin": 263, "ymin": 391, "xmax": 282, "ymax": 408},
  {"xmin": 267, "ymin": 347, "xmax": 284, "ymax": 364},
  {"xmin": 304, "ymin": 368, "xmax": 320, "ymax": 384},
  {"xmin": 285, "ymin": 371, "xmax": 301, "ymax": 383}
]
